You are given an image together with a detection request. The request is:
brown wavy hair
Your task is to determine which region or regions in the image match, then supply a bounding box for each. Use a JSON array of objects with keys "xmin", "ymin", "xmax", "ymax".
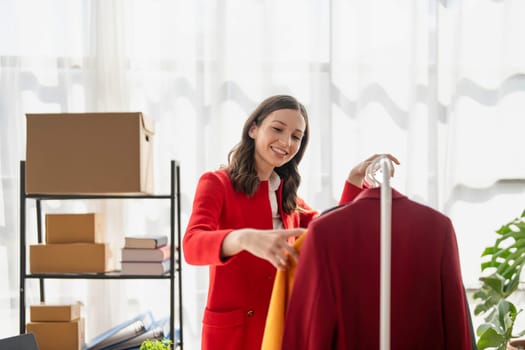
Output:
[{"xmin": 226, "ymin": 95, "xmax": 309, "ymax": 214}]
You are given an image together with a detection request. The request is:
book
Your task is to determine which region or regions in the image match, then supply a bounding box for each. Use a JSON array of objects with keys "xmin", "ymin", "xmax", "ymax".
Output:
[
  {"xmin": 84, "ymin": 312, "xmax": 154, "ymax": 350},
  {"xmin": 121, "ymin": 260, "xmax": 171, "ymax": 275},
  {"xmin": 121, "ymin": 245, "xmax": 171, "ymax": 262},
  {"xmin": 124, "ymin": 235, "xmax": 168, "ymax": 249}
]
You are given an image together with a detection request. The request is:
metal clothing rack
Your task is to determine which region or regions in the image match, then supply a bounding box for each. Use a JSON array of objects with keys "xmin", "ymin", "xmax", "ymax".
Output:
[{"xmin": 365, "ymin": 155, "xmax": 393, "ymax": 350}]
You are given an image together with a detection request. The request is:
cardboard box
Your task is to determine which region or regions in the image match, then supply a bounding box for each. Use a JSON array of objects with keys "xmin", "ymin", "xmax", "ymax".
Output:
[
  {"xmin": 30, "ymin": 303, "xmax": 82, "ymax": 322},
  {"xmin": 26, "ymin": 112, "xmax": 154, "ymax": 194},
  {"xmin": 30, "ymin": 243, "xmax": 110, "ymax": 273},
  {"xmin": 46, "ymin": 213, "xmax": 104, "ymax": 244},
  {"xmin": 27, "ymin": 318, "xmax": 84, "ymax": 350}
]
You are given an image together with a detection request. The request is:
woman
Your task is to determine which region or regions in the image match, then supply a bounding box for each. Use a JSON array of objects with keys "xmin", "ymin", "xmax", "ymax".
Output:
[{"xmin": 183, "ymin": 94, "xmax": 398, "ymax": 350}]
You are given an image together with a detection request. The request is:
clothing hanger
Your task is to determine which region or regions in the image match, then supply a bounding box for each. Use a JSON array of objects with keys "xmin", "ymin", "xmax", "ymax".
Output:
[
  {"xmin": 365, "ymin": 155, "xmax": 393, "ymax": 350},
  {"xmin": 363, "ymin": 156, "xmax": 393, "ymax": 189}
]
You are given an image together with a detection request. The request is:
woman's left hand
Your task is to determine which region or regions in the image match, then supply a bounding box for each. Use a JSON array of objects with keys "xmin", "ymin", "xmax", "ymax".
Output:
[{"xmin": 346, "ymin": 153, "xmax": 400, "ymax": 188}]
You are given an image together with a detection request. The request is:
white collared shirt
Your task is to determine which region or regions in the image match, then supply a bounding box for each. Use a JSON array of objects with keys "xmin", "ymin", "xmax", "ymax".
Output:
[{"xmin": 269, "ymin": 172, "xmax": 283, "ymax": 229}]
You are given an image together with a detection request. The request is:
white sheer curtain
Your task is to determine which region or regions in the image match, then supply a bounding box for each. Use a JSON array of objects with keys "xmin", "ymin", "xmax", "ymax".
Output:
[{"xmin": 1, "ymin": 0, "xmax": 524, "ymax": 347}]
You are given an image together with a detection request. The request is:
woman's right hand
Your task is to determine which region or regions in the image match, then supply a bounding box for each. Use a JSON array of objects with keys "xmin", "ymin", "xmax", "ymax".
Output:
[{"xmin": 221, "ymin": 228, "xmax": 305, "ymax": 270}]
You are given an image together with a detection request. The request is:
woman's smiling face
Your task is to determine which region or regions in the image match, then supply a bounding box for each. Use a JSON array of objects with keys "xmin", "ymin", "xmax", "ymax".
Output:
[{"xmin": 249, "ymin": 108, "xmax": 306, "ymax": 180}]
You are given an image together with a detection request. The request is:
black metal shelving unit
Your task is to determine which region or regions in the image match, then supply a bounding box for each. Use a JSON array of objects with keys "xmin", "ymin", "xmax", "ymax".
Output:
[{"xmin": 19, "ymin": 160, "xmax": 183, "ymax": 349}]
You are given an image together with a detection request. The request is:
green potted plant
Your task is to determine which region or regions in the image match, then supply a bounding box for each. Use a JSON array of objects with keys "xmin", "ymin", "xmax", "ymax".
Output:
[
  {"xmin": 139, "ymin": 338, "xmax": 172, "ymax": 350},
  {"xmin": 474, "ymin": 209, "xmax": 525, "ymax": 350}
]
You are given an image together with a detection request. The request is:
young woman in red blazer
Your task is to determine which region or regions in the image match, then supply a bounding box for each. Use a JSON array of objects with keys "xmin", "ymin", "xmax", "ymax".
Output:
[{"xmin": 183, "ymin": 94, "xmax": 398, "ymax": 350}]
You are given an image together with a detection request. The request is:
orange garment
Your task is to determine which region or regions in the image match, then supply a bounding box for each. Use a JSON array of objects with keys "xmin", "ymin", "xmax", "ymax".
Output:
[{"xmin": 261, "ymin": 231, "xmax": 307, "ymax": 350}]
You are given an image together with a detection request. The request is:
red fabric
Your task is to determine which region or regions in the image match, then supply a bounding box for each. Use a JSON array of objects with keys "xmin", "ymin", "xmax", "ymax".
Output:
[
  {"xmin": 183, "ymin": 169, "xmax": 361, "ymax": 350},
  {"xmin": 281, "ymin": 188, "xmax": 473, "ymax": 350}
]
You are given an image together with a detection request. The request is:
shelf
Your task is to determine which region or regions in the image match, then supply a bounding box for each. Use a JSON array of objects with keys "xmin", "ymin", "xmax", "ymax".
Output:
[
  {"xmin": 19, "ymin": 160, "xmax": 183, "ymax": 349},
  {"xmin": 25, "ymin": 272, "xmax": 174, "ymax": 279},
  {"xmin": 25, "ymin": 193, "xmax": 172, "ymax": 200}
]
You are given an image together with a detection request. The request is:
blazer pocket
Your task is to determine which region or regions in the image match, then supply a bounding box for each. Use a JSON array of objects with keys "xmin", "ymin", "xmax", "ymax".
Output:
[{"xmin": 202, "ymin": 308, "xmax": 245, "ymax": 349}]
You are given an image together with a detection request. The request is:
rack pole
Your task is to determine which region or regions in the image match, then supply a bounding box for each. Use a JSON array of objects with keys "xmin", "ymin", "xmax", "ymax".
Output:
[
  {"xmin": 171, "ymin": 160, "xmax": 183, "ymax": 349},
  {"xmin": 170, "ymin": 161, "xmax": 175, "ymax": 346},
  {"xmin": 379, "ymin": 157, "xmax": 392, "ymax": 350},
  {"xmin": 19, "ymin": 161, "xmax": 26, "ymax": 334},
  {"xmin": 36, "ymin": 199, "xmax": 45, "ymax": 302},
  {"xmin": 176, "ymin": 162, "xmax": 183, "ymax": 349}
]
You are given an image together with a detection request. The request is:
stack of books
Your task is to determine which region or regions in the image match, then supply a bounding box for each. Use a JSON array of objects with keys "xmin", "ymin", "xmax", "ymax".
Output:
[{"xmin": 120, "ymin": 235, "xmax": 170, "ymax": 275}]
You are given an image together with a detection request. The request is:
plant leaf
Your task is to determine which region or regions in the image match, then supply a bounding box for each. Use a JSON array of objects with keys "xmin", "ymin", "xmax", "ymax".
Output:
[
  {"xmin": 480, "ymin": 275, "xmax": 504, "ymax": 294},
  {"xmin": 477, "ymin": 326, "xmax": 505, "ymax": 350},
  {"xmin": 474, "ymin": 209, "xmax": 525, "ymax": 347}
]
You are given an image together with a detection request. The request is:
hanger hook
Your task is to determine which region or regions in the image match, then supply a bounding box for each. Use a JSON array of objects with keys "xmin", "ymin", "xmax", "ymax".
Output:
[{"xmin": 363, "ymin": 155, "xmax": 393, "ymax": 188}]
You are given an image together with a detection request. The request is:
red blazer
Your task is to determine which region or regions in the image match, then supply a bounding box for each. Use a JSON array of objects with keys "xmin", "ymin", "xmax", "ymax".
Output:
[
  {"xmin": 183, "ymin": 169, "xmax": 361, "ymax": 350},
  {"xmin": 281, "ymin": 188, "xmax": 473, "ymax": 350}
]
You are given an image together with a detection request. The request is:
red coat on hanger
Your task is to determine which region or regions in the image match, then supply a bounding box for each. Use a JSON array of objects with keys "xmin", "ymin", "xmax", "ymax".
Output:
[
  {"xmin": 183, "ymin": 169, "xmax": 362, "ymax": 350},
  {"xmin": 281, "ymin": 187, "xmax": 473, "ymax": 350}
]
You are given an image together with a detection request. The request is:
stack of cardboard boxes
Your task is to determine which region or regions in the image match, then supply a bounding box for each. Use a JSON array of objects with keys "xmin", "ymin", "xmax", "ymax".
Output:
[
  {"xmin": 29, "ymin": 213, "xmax": 109, "ymax": 273},
  {"xmin": 26, "ymin": 303, "xmax": 84, "ymax": 350}
]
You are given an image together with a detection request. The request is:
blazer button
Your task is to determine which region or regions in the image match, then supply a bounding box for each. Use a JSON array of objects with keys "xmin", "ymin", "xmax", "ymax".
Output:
[{"xmin": 247, "ymin": 310, "xmax": 255, "ymax": 317}]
